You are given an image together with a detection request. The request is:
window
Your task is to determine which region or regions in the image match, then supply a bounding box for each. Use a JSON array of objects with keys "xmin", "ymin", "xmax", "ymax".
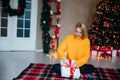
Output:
[
  {"xmin": 17, "ymin": 0, "xmax": 31, "ymax": 38},
  {"xmin": 0, "ymin": 1, "xmax": 8, "ymax": 37}
]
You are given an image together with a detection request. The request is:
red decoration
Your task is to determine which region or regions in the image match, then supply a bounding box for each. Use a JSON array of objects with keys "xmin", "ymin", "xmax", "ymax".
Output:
[
  {"xmin": 100, "ymin": 46, "xmax": 113, "ymax": 59},
  {"xmin": 109, "ymin": 23, "xmax": 113, "ymax": 27},
  {"xmin": 92, "ymin": 45, "xmax": 100, "ymax": 50},
  {"xmin": 103, "ymin": 0, "xmax": 108, "ymax": 2},
  {"xmin": 102, "ymin": 16, "xmax": 106, "ymax": 20},
  {"xmin": 49, "ymin": 16, "xmax": 52, "ymax": 26},
  {"xmin": 56, "ymin": 0, "xmax": 61, "ymax": 15},
  {"xmin": 57, "ymin": 15, "xmax": 61, "ymax": 22},
  {"xmin": 54, "ymin": 24, "xmax": 61, "ymax": 38},
  {"xmin": 49, "ymin": 10, "xmax": 53, "ymax": 26},
  {"xmin": 51, "ymin": 36, "xmax": 56, "ymax": 49},
  {"xmin": 117, "ymin": 50, "xmax": 120, "ymax": 57},
  {"xmin": 93, "ymin": 16, "xmax": 98, "ymax": 21},
  {"xmin": 47, "ymin": 1, "xmax": 51, "ymax": 6},
  {"xmin": 98, "ymin": 5, "xmax": 101, "ymax": 9},
  {"xmin": 17, "ymin": 7, "xmax": 21, "ymax": 13}
]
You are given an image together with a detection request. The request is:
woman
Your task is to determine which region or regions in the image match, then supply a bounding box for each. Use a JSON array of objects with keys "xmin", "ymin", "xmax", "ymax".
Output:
[{"xmin": 52, "ymin": 22, "xmax": 94, "ymax": 76}]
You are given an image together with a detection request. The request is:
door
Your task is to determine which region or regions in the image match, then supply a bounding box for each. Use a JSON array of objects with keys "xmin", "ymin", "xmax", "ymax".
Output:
[{"xmin": 0, "ymin": 0, "xmax": 37, "ymax": 51}]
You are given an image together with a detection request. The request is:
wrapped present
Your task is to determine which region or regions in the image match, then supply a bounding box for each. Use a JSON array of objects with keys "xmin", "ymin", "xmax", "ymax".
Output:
[
  {"xmin": 106, "ymin": 46, "xmax": 113, "ymax": 55},
  {"xmin": 92, "ymin": 45, "xmax": 100, "ymax": 50},
  {"xmin": 100, "ymin": 46, "xmax": 113, "ymax": 59},
  {"xmin": 112, "ymin": 49, "xmax": 120, "ymax": 57},
  {"xmin": 117, "ymin": 49, "xmax": 120, "ymax": 57},
  {"xmin": 100, "ymin": 46, "xmax": 113, "ymax": 54},
  {"xmin": 91, "ymin": 45, "xmax": 100, "ymax": 56},
  {"xmin": 91, "ymin": 50, "xmax": 98, "ymax": 57},
  {"xmin": 112, "ymin": 50, "xmax": 117, "ymax": 57},
  {"xmin": 60, "ymin": 59, "xmax": 81, "ymax": 79}
]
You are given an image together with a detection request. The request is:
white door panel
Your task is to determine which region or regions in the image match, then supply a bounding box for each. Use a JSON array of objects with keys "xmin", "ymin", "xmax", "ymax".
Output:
[{"xmin": 0, "ymin": 0, "xmax": 37, "ymax": 51}]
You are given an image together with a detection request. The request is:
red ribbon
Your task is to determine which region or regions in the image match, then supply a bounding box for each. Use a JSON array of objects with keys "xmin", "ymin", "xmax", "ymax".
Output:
[
  {"xmin": 61, "ymin": 60, "xmax": 77, "ymax": 78},
  {"xmin": 100, "ymin": 46, "xmax": 112, "ymax": 53}
]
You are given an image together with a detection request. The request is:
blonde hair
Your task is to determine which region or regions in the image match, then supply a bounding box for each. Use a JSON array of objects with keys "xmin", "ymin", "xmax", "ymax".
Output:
[{"xmin": 74, "ymin": 22, "xmax": 88, "ymax": 39}]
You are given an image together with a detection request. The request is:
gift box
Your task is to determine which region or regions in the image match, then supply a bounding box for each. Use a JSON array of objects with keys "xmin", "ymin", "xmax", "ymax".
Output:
[
  {"xmin": 118, "ymin": 50, "xmax": 120, "ymax": 57},
  {"xmin": 60, "ymin": 59, "xmax": 81, "ymax": 79},
  {"xmin": 112, "ymin": 50, "xmax": 117, "ymax": 57},
  {"xmin": 91, "ymin": 50, "xmax": 98, "ymax": 56},
  {"xmin": 91, "ymin": 45, "xmax": 100, "ymax": 56},
  {"xmin": 100, "ymin": 46, "xmax": 113, "ymax": 59},
  {"xmin": 112, "ymin": 49, "xmax": 120, "ymax": 57}
]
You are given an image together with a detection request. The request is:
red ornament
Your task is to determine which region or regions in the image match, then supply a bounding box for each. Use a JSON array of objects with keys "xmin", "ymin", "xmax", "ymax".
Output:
[
  {"xmin": 57, "ymin": 15, "xmax": 61, "ymax": 22},
  {"xmin": 100, "ymin": 47, "xmax": 106, "ymax": 52},
  {"xmin": 46, "ymin": 40, "xmax": 48, "ymax": 43},
  {"xmin": 93, "ymin": 45, "xmax": 100, "ymax": 50},
  {"xmin": 92, "ymin": 39, "xmax": 94, "ymax": 43},
  {"xmin": 103, "ymin": 22, "xmax": 107, "ymax": 27},
  {"xmin": 54, "ymin": 24, "xmax": 61, "ymax": 38},
  {"xmin": 47, "ymin": 1, "xmax": 51, "ymax": 6},
  {"xmin": 56, "ymin": 0, "xmax": 61, "ymax": 15},
  {"xmin": 103, "ymin": 0, "xmax": 108, "ymax": 2},
  {"xmin": 17, "ymin": 7, "xmax": 21, "ymax": 13},
  {"xmin": 49, "ymin": 15, "xmax": 53, "ymax": 26},
  {"xmin": 102, "ymin": 16, "xmax": 106, "ymax": 20},
  {"xmin": 51, "ymin": 36, "xmax": 56, "ymax": 49},
  {"xmin": 97, "ymin": 5, "xmax": 101, "ymax": 10},
  {"xmin": 109, "ymin": 23, "xmax": 113, "ymax": 27}
]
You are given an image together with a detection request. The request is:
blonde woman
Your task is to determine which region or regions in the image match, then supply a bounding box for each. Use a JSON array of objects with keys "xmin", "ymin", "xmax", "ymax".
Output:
[{"xmin": 52, "ymin": 22, "xmax": 94, "ymax": 77}]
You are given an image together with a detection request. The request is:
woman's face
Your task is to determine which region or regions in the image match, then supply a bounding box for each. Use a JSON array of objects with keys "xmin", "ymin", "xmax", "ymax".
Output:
[{"xmin": 74, "ymin": 27, "xmax": 82, "ymax": 38}]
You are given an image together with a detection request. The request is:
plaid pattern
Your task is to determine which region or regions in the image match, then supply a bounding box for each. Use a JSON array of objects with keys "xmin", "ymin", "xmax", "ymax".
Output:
[{"xmin": 13, "ymin": 63, "xmax": 120, "ymax": 80}]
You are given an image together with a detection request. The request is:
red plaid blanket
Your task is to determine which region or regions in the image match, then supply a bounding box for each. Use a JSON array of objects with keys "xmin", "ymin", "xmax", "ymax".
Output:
[{"xmin": 13, "ymin": 63, "xmax": 120, "ymax": 80}]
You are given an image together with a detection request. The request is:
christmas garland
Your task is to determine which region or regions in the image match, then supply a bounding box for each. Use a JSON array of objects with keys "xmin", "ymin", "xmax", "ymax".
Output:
[
  {"xmin": 2, "ymin": 0, "xmax": 26, "ymax": 16},
  {"xmin": 41, "ymin": 0, "xmax": 52, "ymax": 53},
  {"xmin": 50, "ymin": 0, "xmax": 61, "ymax": 50},
  {"xmin": 41, "ymin": 0, "xmax": 61, "ymax": 53}
]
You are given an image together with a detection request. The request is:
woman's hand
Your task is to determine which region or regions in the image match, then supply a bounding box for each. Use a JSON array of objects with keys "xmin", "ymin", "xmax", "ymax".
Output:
[
  {"xmin": 62, "ymin": 58, "xmax": 68, "ymax": 63},
  {"xmin": 72, "ymin": 61, "xmax": 77, "ymax": 67}
]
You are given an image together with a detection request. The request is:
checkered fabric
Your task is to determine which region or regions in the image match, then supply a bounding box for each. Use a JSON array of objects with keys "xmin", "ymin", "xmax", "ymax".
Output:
[{"xmin": 13, "ymin": 63, "xmax": 120, "ymax": 80}]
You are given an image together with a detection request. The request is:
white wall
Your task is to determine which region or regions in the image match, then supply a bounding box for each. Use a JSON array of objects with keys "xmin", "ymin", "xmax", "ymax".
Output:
[{"xmin": 36, "ymin": 0, "xmax": 43, "ymax": 50}]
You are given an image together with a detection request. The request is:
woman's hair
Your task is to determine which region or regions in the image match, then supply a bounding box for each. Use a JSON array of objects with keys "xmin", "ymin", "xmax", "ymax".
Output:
[{"xmin": 74, "ymin": 22, "xmax": 88, "ymax": 39}]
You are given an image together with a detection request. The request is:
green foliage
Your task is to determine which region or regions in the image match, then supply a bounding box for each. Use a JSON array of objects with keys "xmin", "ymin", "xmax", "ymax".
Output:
[
  {"xmin": 40, "ymin": 0, "xmax": 52, "ymax": 53},
  {"xmin": 2, "ymin": 0, "xmax": 26, "ymax": 16}
]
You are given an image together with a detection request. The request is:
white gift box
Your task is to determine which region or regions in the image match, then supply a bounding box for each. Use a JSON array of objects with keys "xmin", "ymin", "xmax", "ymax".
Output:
[
  {"xmin": 112, "ymin": 49, "xmax": 120, "ymax": 57},
  {"xmin": 112, "ymin": 50, "xmax": 117, "ymax": 57},
  {"xmin": 118, "ymin": 50, "xmax": 120, "ymax": 57},
  {"xmin": 60, "ymin": 59, "xmax": 81, "ymax": 79},
  {"xmin": 91, "ymin": 50, "xmax": 98, "ymax": 56}
]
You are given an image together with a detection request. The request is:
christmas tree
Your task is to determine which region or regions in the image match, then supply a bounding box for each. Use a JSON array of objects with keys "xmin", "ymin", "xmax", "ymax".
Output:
[{"xmin": 88, "ymin": 0, "xmax": 120, "ymax": 49}]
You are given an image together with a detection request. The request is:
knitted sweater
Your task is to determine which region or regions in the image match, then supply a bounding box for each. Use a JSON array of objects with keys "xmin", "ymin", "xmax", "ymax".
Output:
[{"xmin": 57, "ymin": 34, "xmax": 90, "ymax": 67}]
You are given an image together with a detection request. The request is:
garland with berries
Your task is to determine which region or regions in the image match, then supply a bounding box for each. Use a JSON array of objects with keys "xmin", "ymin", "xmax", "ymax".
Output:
[
  {"xmin": 41, "ymin": 0, "xmax": 61, "ymax": 53},
  {"xmin": 2, "ymin": 0, "xmax": 26, "ymax": 16},
  {"xmin": 41, "ymin": 0, "xmax": 52, "ymax": 53}
]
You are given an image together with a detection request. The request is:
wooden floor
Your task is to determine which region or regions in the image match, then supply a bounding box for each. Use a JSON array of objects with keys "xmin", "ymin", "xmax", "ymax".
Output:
[{"xmin": 0, "ymin": 51, "xmax": 120, "ymax": 80}]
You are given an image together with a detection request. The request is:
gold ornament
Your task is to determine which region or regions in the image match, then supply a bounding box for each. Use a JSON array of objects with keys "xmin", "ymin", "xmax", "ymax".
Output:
[{"xmin": 46, "ymin": 49, "xmax": 58, "ymax": 60}]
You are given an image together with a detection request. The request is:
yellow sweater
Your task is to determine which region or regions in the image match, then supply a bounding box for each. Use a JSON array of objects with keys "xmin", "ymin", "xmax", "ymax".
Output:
[{"xmin": 57, "ymin": 34, "xmax": 90, "ymax": 67}]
